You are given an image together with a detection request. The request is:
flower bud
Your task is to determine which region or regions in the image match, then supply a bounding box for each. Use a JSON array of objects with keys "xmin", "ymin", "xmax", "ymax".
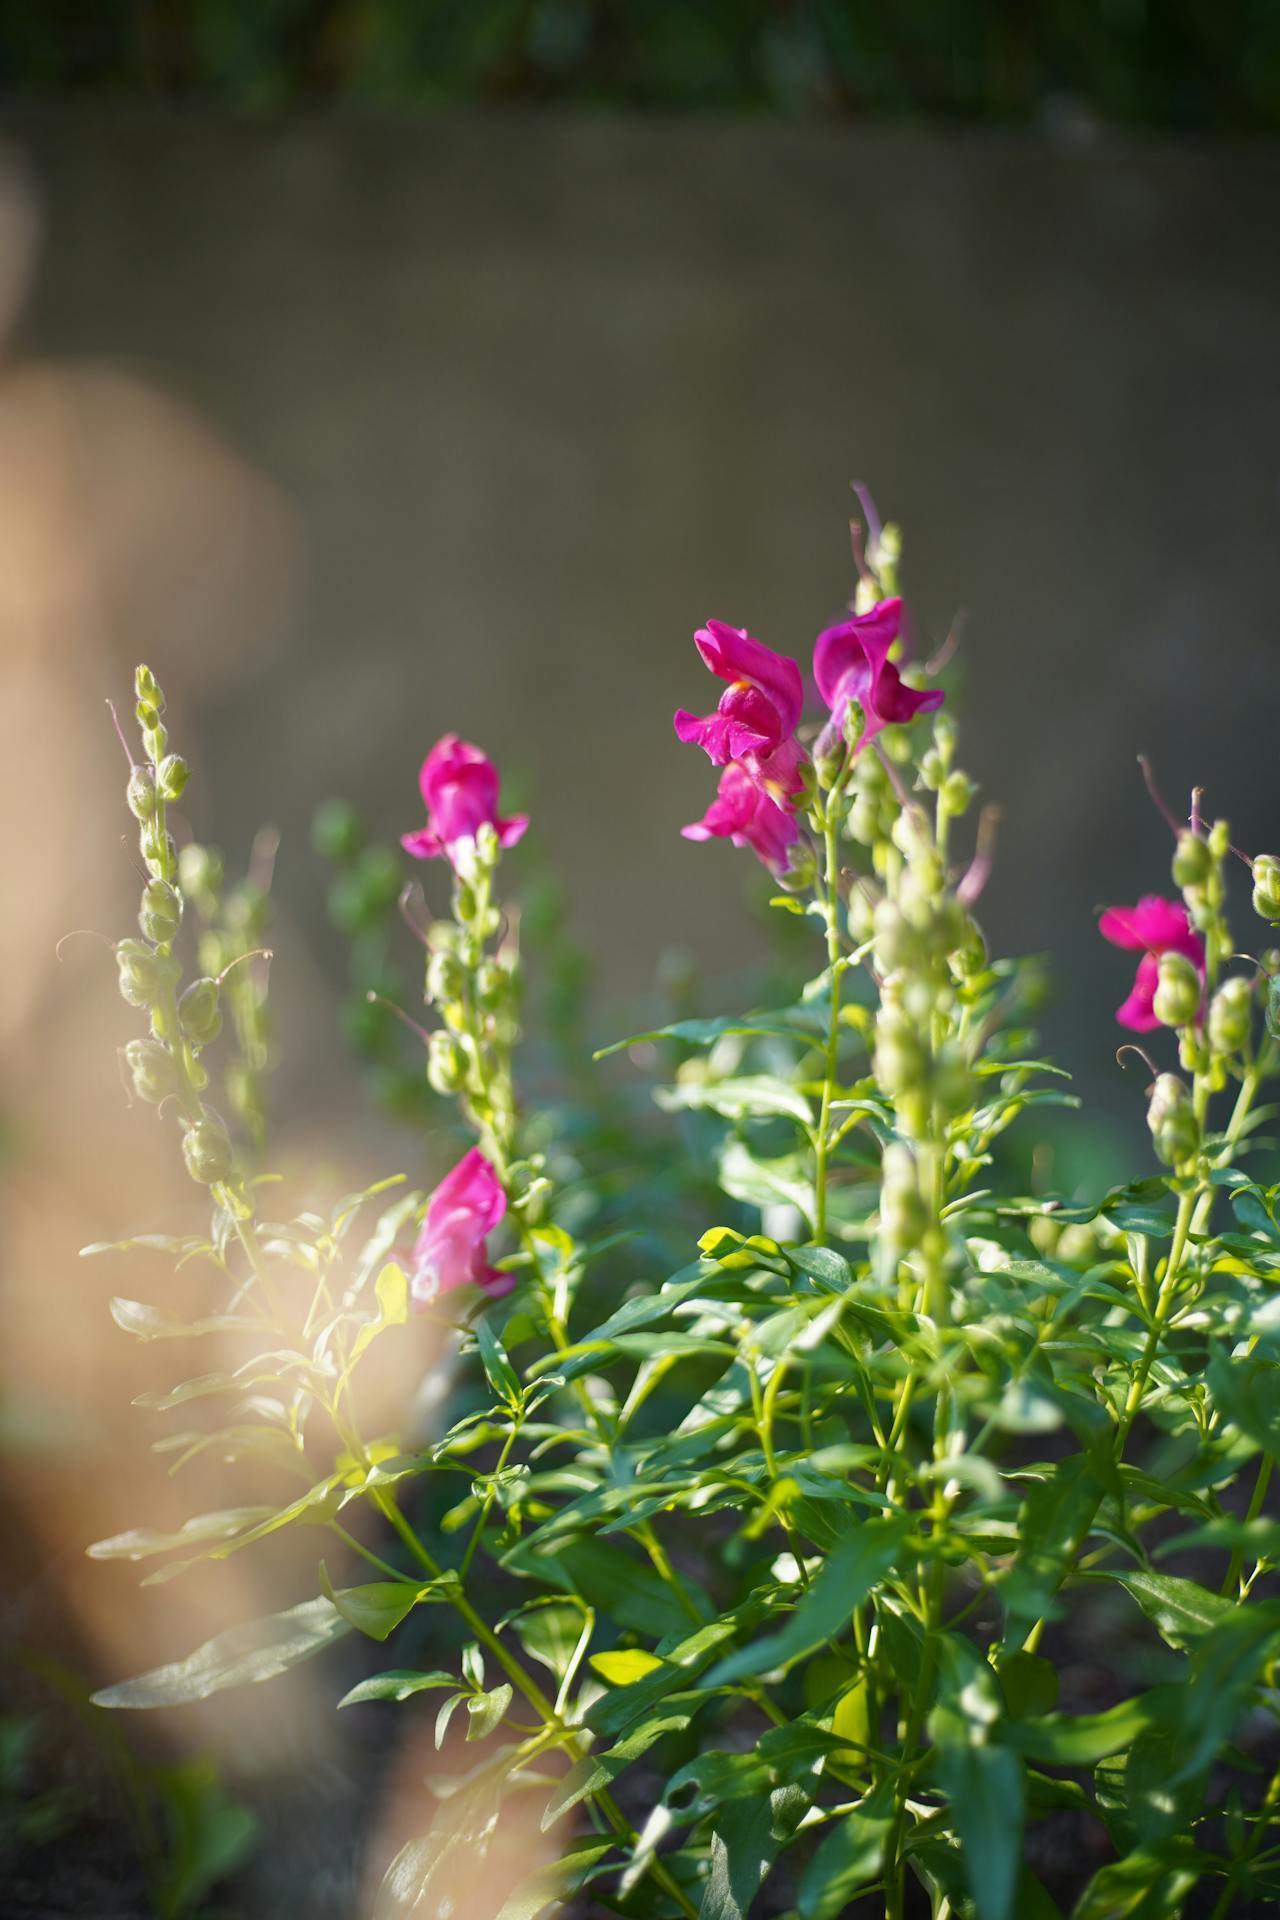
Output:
[
  {"xmin": 179, "ymin": 977, "xmax": 222, "ymax": 1047},
  {"xmin": 1172, "ymin": 831, "xmax": 1212, "ymax": 890},
  {"xmin": 426, "ymin": 950, "xmax": 465, "ymax": 1006},
  {"xmin": 116, "ymin": 939, "xmax": 179, "ymax": 1009},
  {"xmin": 1252, "ymin": 855, "xmax": 1280, "ymax": 925},
  {"xmin": 878, "ymin": 1142, "xmax": 926, "ymax": 1252},
  {"xmin": 134, "ymin": 665, "xmax": 164, "ymax": 711},
  {"xmin": 1209, "ymin": 975, "xmax": 1253, "ymax": 1055},
  {"xmin": 918, "ymin": 748, "xmax": 944, "ymax": 791},
  {"xmin": 138, "ymin": 878, "xmax": 181, "ymax": 945},
  {"xmin": 814, "ymin": 746, "xmax": 844, "ymax": 791},
  {"xmin": 873, "ymin": 900, "xmax": 917, "ymax": 975},
  {"xmin": 182, "ymin": 1118, "xmax": 234, "ymax": 1185},
  {"xmin": 874, "ymin": 1006, "xmax": 927, "ymax": 1098},
  {"xmin": 427, "ymin": 1030, "xmax": 467, "ymax": 1096},
  {"xmin": 847, "ymin": 793, "xmax": 882, "ymax": 847},
  {"xmin": 126, "ymin": 766, "xmax": 157, "ymax": 821},
  {"xmin": 1152, "ymin": 950, "xmax": 1201, "ymax": 1028},
  {"xmin": 124, "ymin": 1038, "xmax": 178, "ymax": 1105},
  {"xmin": 939, "ymin": 771, "xmax": 975, "ymax": 818},
  {"xmin": 141, "ymin": 825, "xmax": 177, "ymax": 876},
  {"xmin": 1147, "ymin": 1073, "xmax": 1198, "ymax": 1168},
  {"xmin": 156, "ymin": 753, "xmax": 189, "ymax": 801}
]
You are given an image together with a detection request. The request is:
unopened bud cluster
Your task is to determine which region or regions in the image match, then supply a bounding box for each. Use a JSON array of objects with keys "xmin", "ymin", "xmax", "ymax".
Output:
[
  {"xmin": 113, "ymin": 667, "xmax": 235, "ymax": 1191},
  {"xmin": 423, "ymin": 822, "xmax": 522, "ymax": 1162},
  {"xmin": 827, "ymin": 706, "xmax": 985, "ymax": 1312}
]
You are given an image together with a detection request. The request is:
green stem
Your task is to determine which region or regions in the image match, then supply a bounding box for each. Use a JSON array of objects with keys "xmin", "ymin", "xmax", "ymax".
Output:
[{"xmin": 814, "ymin": 805, "xmax": 845, "ymax": 1242}]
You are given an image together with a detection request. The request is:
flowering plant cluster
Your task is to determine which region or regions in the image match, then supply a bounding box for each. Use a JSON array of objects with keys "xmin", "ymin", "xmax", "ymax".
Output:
[{"xmin": 87, "ymin": 504, "xmax": 1280, "ymax": 1920}]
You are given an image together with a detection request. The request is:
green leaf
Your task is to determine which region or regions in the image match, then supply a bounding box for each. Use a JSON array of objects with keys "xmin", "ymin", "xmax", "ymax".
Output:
[
  {"xmin": 699, "ymin": 1784, "xmax": 808, "ymax": 1920},
  {"xmin": 717, "ymin": 1140, "xmax": 815, "ymax": 1222},
  {"xmin": 375, "ymin": 1772, "xmax": 505, "ymax": 1919},
  {"xmin": 473, "ymin": 1315, "xmax": 522, "ymax": 1406},
  {"xmin": 590, "ymin": 1650, "xmax": 666, "ymax": 1687},
  {"xmin": 707, "ymin": 1518, "xmax": 909, "ymax": 1686},
  {"xmin": 348, "ymin": 1262, "xmax": 409, "ymax": 1368},
  {"xmin": 1111, "ymin": 1570, "xmax": 1233, "ymax": 1651},
  {"xmin": 91, "ymin": 1596, "xmax": 351, "ymax": 1708},
  {"xmin": 1207, "ymin": 1346, "xmax": 1280, "ymax": 1457},
  {"xmin": 465, "ymin": 1683, "xmax": 513, "ymax": 1740},
  {"xmin": 1000, "ymin": 1457, "xmax": 1102, "ymax": 1649},
  {"xmin": 593, "ymin": 1013, "xmax": 822, "ymax": 1060},
  {"xmin": 1167, "ymin": 1604, "xmax": 1280, "ymax": 1785},
  {"xmin": 655, "ymin": 1075, "xmax": 814, "ymax": 1127},
  {"xmin": 1005, "ymin": 1693, "xmax": 1166, "ymax": 1767},
  {"xmin": 338, "ymin": 1670, "xmax": 458, "ymax": 1707},
  {"xmin": 109, "ymin": 1298, "xmax": 271, "ymax": 1341},
  {"xmin": 86, "ymin": 1507, "xmax": 274, "ymax": 1562},
  {"xmin": 541, "ymin": 1708, "xmax": 693, "ymax": 1829},
  {"xmin": 319, "ymin": 1565, "xmax": 430, "ymax": 1641},
  {"xmin": 1069, "ymin": 1840, "xmax": 1202, "ymax": 1918},
  {"xmin": 931, "ymin": 1638, "xmax": 1023, "ymax": 1920},
  {"xmin": 796, "ymin": 1782, "xmax": 894, "ymax": 1919},
  {"xmin": 505, "ymin": 1537, "xmax": 706, "ymax": 1639}
]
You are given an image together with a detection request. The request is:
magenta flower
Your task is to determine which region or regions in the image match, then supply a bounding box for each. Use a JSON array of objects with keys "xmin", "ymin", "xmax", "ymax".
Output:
[
  {"xmin": 402, "ymin": 735, "xmax": 529, "ymax": 864},
  {"xmin": 682, "ymin": 763, "xmax": 800, "ymax": 875},
  {"xmin": 813, "ymin": 597, "xmax": 944, "ymax": 754},
  {"xmin": 1098, "ymin": 896, "xmax": 1205, "ymax": 1032},
  {"xmin": 409, "ymin": 1147, "xmax": 512, "ymax": 1305},
  {"xmin": 673, "ymin": 620, "xmax": 807, "ymax": 803}
]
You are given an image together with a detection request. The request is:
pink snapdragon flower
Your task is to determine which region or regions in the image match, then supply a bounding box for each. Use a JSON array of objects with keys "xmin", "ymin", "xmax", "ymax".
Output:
[
  {"xmin": 409, "ymin": 1147, "xmax": 512, "ymax": 1304},
  {"xmin": 402, "ymin": 735, "xmax": 529, "ymax": 864},
  {"xmin": 682, "ymin": 763, "xmax": 800, "ymax": 875},
  {"xmin": 673, "ymin": 620, "xmax": 807, "ymax": 803},
  {"xmin": 813, "ymin": 597, "xmax": 944, "ymax": 755},
  {"xmin": 1098, "ymin": 895, "xmax": 1205, "ymax": 1032}
]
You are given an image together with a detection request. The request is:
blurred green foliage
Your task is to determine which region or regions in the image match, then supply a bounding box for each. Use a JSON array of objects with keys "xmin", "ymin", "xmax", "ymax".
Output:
[{"xmin": 1, "ymin": 0, "xmax": 1278, "ymax": 129}]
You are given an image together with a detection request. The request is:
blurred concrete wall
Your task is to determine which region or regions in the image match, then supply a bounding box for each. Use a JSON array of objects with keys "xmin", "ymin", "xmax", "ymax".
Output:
[{"xmin": 7, "ymin": 107, "xmax": 1280, "ymax": 1125}]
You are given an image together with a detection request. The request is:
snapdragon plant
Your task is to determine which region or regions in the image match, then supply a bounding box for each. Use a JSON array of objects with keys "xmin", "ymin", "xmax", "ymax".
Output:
[{"xmin": 86, "ymin": 503, "xmax": 1280, "ymax": 1920}]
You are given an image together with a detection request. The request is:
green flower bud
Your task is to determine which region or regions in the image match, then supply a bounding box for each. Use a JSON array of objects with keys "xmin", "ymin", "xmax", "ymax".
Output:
[
  {"xmin": 156, "ymin": 753, "xmax": 189, "ymax": 801},
  {"xmin": 778, "ymin": 839, "xmax": 817, "ymax": 892},
  {"xmin": 939, "ymin": 771, "xmax": 975, "ymax": 818},
  {"xmin": 126, "ymin": 766, "xmax": 157, "ymax": 821},
  {"xmin": 1208, "ymin": 819, "xmax": 1231, "ymax": 863},
  {"xmin": 182, "ymin": 1118, "xmax": 234, "ymax": 1185},
  {"xmin": 878, "ymin": 1142, "xmax": 926, "ymax": 1252},
  {"xmin": 1172, "ymin": 831, "xmax": 1211, "ymax": 890},
  {"xmin": 917, "ymin": 748, "xmax": 944, "ymax": 791},
  {"xmin": 134, "ymin": 664, "xmax": 164, "ymax": 710},
  {"xmin": 874, "ymin": 1006, "xmax": 927, "ymax": 1098},
  {"xmin": 873, "ymin": 900, "xmax": 917, "ymax": 975},
  {"xmin": 1252, "ymin": 855, "xmax": 1280, "ymax": 924},
  {"xmin": 426, "ymin": 949, "xmax": 465, "ymax": 1006},
  {"xmin": 124, "ymin": 1037, "xmax": 178, "ymax": 1104},
  {"xmin": 141, "ymin": 825, "xmax": 177, "ymax": 875},
  {"xmin": 116, "ymin": 939, "xmax": 179, "ymax": 1009},
  {"xmin": 179, "ymin": 977, "xmax": 222, "ymax": 1047},
  {"xmin": 138, "ymin": 878, "xmax": 181, "ymax": 945},
  {"xmin": 1208, "ymin": 975, "xmax": 1253, "ymax": 1055},
  {"xmin": 1147, "ymin": 1072, "xmax": 1198, "ymax": 1169},
  {"xmin": 427, "ymin": 1030, "xmax": 467, "ymax": 1096},
  {"xmin": 311, "ymin": 798, "xmax": 363, "ymax": 864},
  {"xmin": 847, "ymin": 793, "xmax": 881, "ymax": 847},
  {"xmin": 814, "ymin": 747, "xmax": 844, "ymax": 791},
  {"xmin": 1152, "ymin": 950, "xmax": 1202, "ymax": 1028}
]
